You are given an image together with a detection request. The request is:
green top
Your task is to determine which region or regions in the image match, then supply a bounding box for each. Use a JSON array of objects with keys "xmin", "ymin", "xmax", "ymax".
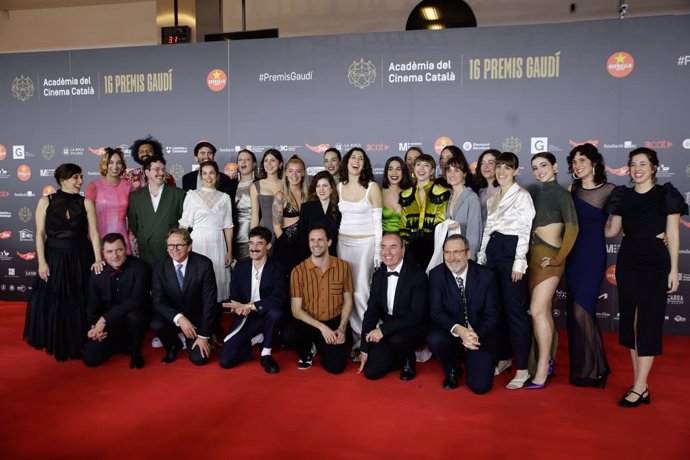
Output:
[
  {"xmin": 399, "ymin": 182, "xmax": 450, "ymax": 241},
  {"xmin": 531, "ymin": 180, "xmax": 579, "ymax": 266},
  {"xmin": 382, "ymin": 207, "xmax": 402, "ymax": 232}
]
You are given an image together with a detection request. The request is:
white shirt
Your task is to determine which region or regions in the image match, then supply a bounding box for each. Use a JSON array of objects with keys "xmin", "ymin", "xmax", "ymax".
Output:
[
  {"xmin": 477, "ymin": 182, "xmax": 535, "ymax": 274},
  {"xmin": 149, "ymin": 183, "xmax": 164, "ymax": 212},
  {"xmin": 251, "ymin": 260, "xmax": 266, "ymax": 304},
  {"xmin": 386, "ymin": 260, "xmax": 404, "ymax": 316}
]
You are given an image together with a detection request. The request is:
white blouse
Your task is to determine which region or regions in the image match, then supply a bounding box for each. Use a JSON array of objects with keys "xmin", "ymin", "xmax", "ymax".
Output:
[{"xmin": 477, "ymin": 182, "xmax": 535, "ymax": 274}]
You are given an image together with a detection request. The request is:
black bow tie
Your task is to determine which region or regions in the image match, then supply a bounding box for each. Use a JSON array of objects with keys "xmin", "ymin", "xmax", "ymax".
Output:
[{"xmin": 386, "ymin": 271, "xmax": 399, "ymax": 277}]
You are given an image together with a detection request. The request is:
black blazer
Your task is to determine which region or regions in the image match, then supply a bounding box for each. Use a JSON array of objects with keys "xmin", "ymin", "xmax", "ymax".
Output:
[
  {"xmin": 229, "ymin": 257, "xmax": 288, "ymax": 316},
  {"xmin": 86, "ymin": 256, "xmax": 152, "ymax": 326},
  {"xmin": 297, "ymin": 200, "xmax": 340, "ymax": 260},
  {"xmin": 152, "ymin": 251, "xmax": 217, "ymax": 337},
  {"xmin": 361, "ymin": 261, "xmax": 429, "ymax": 353},
  {"xmin": 428, "ymin": 260, "xmax": 498, "ymax": 342}
]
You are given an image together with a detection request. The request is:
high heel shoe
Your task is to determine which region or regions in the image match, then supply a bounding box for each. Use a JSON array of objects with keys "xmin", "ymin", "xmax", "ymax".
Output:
[
  {"xmin": 618, "ymin": 387, "xmax": 651, "ymax": 408},
  {"xmin": 547, "ymin": 358, "xmax": 554, "ymax": 377},
  {"xmin": 572, "ymin": 371, "xmax": 610, "ymax": 389},
  {"xmin": 525, "ymin": 374, "xmax": 552, "ymax": 390}
]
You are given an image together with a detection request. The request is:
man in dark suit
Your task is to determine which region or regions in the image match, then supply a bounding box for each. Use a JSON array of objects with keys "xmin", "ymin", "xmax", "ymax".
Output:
[
  {"xmin": 83, "ymin": 233, "xmax": 151, "ymax": 369},
  {"xmin": 219, "ymin": 226, "xmax": 288, "ymax": 374},
  {"xmin": 151, "ymin": 228, "xmax": 217, "ymax": 365},
  {"xmin": 357, "ymin": 232, "xmax": 428, "ymax": 381},
  {"xmin": 427, "ymin": 234, "xmax": 498, "ymax": 394},
  {"xmin": 128, "ymin": 156, "xmax": 186, "ymax": 266},
  {"xmin": 182, "ymin": 141, "xmax": 238, "ymax": 200}
]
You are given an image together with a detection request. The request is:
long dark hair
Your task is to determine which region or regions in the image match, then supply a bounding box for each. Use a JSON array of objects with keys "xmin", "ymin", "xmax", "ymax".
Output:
[
  {"xmin": 308, "ymin": 171, "xmax": 340, "ymax": 220},
  {"xmin": 259, "ymin": 148, "xmax": 284, "ymax": 179},
  {"xmin": 382, "ymin": 156, "xmax": 412, "ymax": 190},
  {"xmin": 340, "ymin": 147, "xmax": 375, "ymax": 188},
  {"xmin": 472, "ymin": 149, "xmax": 500, "ymax": 190}
]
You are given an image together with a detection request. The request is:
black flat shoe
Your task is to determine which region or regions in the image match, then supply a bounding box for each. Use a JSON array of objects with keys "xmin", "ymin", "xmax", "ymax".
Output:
[
  {"xmin": 162, "ymin": 344, "xmax": 180, "ymax": 364},
  {"xmin": 619, "ymin": 387, "xmax": 651, "ymax": 408},
  {"xmin": 261, "ymin": 355, "xmax": 280, "ymax": 374},
  {"xmin": 443, "ymin": 369, "xmax": 459, "ymax": 390},
  {"xmin": 400, "ymin": 358, "xmax": 416, "ymax": 381},
  {"xmin": 130, "ymin": 353, "xmax": 144, "ymax": 369}
]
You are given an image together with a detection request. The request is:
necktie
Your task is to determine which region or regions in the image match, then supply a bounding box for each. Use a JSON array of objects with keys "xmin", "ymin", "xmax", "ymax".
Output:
[
  {"xmin": 386, "ymin": 271, "xmax": 399, "ymax": 277},
  {"xmin": 455, "ymin": 276, "xmax": 469, "ymax": 327},
  {"xmin": 176, "ymin": 263, "xmax": 184, "ymax": 290}
]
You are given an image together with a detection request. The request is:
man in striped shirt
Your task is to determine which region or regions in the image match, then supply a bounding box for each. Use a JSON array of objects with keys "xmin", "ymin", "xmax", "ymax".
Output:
[{"xmin": 283, "ymin": 224, "xmax": 353, "ymax": 374}]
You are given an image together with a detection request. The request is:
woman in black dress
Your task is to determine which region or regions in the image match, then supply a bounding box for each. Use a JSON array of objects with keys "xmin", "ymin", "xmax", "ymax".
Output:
[
  {"xmin": 297, "ymin": 170, "xmax": 340, "ymax": 260},
  {"xmin": 24, "ymin": 163, "xmax": 104, "ymax": 361},
  {"xmin": 606, "ymin": 148, "xmax": 686, "ymax": 407}
]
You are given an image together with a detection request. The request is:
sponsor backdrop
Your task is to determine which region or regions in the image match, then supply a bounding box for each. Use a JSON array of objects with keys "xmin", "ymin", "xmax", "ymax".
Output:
[{"xmin": 1, "ymin": 16, "xmax": 689, "ymax": 334}]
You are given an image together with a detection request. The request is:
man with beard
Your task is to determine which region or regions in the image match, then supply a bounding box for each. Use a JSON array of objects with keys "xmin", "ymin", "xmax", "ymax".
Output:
[{"xmin": 283, "ymin": 224, "xmax": 353, "ymax": 374}]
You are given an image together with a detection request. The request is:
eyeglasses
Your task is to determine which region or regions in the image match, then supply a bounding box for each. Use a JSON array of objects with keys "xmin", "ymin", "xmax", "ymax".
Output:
[{"xmin": 166, "ymin": 243, "xmax": 189, "ymax": 251}]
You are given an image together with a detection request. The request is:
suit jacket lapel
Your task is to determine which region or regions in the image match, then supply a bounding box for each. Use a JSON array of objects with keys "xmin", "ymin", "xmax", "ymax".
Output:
[{"xmin": 391, "ymin": 262, "xmax": 409, "ymax": 315}]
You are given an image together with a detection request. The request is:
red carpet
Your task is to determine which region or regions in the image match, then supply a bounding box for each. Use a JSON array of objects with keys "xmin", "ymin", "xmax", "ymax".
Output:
[{"xmin": 1, "ymin": 301, "xmax": 689, "ymax": 459}]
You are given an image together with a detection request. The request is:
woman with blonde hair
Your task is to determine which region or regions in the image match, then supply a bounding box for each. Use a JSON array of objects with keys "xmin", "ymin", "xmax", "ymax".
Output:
[{"xmin": 272, "ymin": 155, "xmax": 308, "ymax": 272}]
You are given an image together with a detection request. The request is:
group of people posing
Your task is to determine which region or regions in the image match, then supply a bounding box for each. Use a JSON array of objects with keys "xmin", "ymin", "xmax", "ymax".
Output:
[{"xmin": 22, "ymin": 136, "xmax": 686, "ymax": 407}]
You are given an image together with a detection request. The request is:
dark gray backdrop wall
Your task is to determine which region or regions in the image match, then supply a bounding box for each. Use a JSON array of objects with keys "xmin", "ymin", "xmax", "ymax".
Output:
[{"xmin": 1, "ymin": 16, "xmax": 689, "ymax": 335}]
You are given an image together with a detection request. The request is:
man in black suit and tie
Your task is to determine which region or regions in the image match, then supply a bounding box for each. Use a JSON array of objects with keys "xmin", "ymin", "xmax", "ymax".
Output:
[
  {"xmin": 83, "ymin": 233, "xmax": 151, "ymax": 369},
  {"xmin": 182, "ymin": 141, "xmax": 238, "ymax": 200},
  {"xmin": 151, "ymin": 228, "xmax": 217, "ymax": 365},
  {"xmin": 219, "ymin": 226, "xmax": 288, "ymax": 374},
  {"xmin": 427, "ymin": 234, "xmax": 498, "ymax": 394},
  {"xmin": 357, "ymin": 233, "xmax": 428, "ymax": 381}
]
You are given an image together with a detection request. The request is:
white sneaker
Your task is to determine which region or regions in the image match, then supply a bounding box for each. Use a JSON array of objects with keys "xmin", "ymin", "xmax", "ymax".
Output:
[{"xmin": 151, "ymin": 337, "xmax": 163, "ymax": 348}]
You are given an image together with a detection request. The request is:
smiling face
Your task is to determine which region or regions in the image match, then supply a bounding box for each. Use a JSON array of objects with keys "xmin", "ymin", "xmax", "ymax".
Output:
[
  {"xmin": 414, "ymin": 160, "xmax": 433, "ymax": 183},
  {"xmin": 386, "ymin": 159, "xmax": 404, "ymax": 186},
  {"xmin": 445, "ymin": 164, "xmax": 466, "ymax": 187},
  {"xmin": 248, "ymin": 234, "xmax": 270, "ymax": 262},
  {"xmin": 570, "ymin": 152, "xmax": 593, "ymax": 181},
  {"xmin": 323, "ymin": 151, "xmax": 341, "ymax": 177},
  {"xmin": 315, "ymin": 177, "xmax": 332, "ymax": 202},
  {"xmin": 479, "ymin": 153, "xmax": 497, "ymax": 180},
  {"xmin": 60, "ymin": 172, "xmax": 84, "ymax": 194},
  {"xmin": 347, "ymin": 150, "xmax": 365, "ymax": 177},
  {"xmin": 443, "ymin": 238, "xmax": 470, "ymax": 275},
  {"xmin": 137, "ymin": 143, "xmax": 155, "ymax": 163},
  {"xmin": 495, "ymin": 163, "xmax": 517, "ymax": 187},
  {"xmin": 103, "ymin": 239, "xmax": 127, "ymax": 269},
  {"xmin": 106, "ymin": 152, "xmax": 124, "ymax": 179},
  {"xmin": 629, "ymin": 153, "xmax": 655, "ymax": 185},
  {"xmin": 263, "ymin": 153, "xmax": 281, "ymax": 176},
  {"xmin": 380, "ymin": 234, "xmax": 404, "ymax": 269},
  {"xmin": 285, "ymin": 161, "xmax": 304, "ymax": 187},
  {"xmin": 531, "ymin": 157, "xmax": 557, "ymax": 183},
  {"xmin": 308, "ymin": 228, "xmax": 331, "ymax": 258},
  {"xmin": 144, "ymin": 161, "xmax": 166, "ymax": 187},
  {"xmin": 196, "ymin": 146, "xmax": 215, "ymax": 164},
  {"xmin": 166, "ymin": 232, "xmax": 192, "ymax": 264},
  {"xmin": 200, "ymin": 164, "xmax": 218, "ymax": 188}
]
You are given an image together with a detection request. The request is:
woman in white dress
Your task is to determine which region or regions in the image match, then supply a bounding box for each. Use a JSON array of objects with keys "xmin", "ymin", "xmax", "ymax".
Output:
[{"xmin": 179, "ymin": 161, "xmax": 234, "ymax": 301}]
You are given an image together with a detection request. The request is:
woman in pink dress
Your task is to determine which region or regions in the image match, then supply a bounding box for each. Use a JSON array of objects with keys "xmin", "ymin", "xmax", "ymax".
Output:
[{"xmin": 85, "ymin": 148, "xmax": 132, "ymax": 253}]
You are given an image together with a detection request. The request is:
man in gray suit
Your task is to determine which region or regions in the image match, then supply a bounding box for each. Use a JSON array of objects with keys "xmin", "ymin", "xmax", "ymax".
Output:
[{"xmin": 128, "ymin": 156, "xmax": 186, "ymax": 266}]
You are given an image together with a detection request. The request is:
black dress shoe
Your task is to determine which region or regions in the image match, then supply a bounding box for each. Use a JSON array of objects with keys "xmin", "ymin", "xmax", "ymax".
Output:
[
  {"xmin": 400, "ymin": 358, "xmax": 416, "ymax": 381},
  {"xmin": 162, "ymin": 344, "xmax": 180, "ymax": 364},
  {"xmin": 130, "ymin": 353, "xmax": 144, "ymax": 369},
  {"xmin": 260, "ymin": 355, "xmax": 280, "ymax": 374},
  {"xmin": 443, "ymin": 369, "xmax": 459, "ymax": 390}
]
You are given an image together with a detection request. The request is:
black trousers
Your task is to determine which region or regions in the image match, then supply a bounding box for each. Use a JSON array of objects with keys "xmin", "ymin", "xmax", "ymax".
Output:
[
  {"xmin": 362, "ymin": 326, "xmax": 426, "ymax": 380},
  {"xmin": 218, "ymin": 308, "xmax": 285, "ymax": 369},
  {"xmin": 150, "ymin": 312, "xmax": 210, "ymax": 366},
  {"xmin": 484, "ymin": 233, "xmax": 532, "ymax": 370},
  {"xmin": 83, "ymin": 310, "xmax": 148, "ymax": 367},
  {"xmin": 427, "ymin": 325, "xmax": 495, "ymax": 394},
  {"xmin": 282, "ymin": 315, "xmax": 349, "ymax": 374}
]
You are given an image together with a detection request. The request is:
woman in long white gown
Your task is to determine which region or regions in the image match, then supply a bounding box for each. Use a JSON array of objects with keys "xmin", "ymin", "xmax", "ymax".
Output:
[{"xmin": 179, "ymin": 161, "xmax": 234, "ymax": 301}]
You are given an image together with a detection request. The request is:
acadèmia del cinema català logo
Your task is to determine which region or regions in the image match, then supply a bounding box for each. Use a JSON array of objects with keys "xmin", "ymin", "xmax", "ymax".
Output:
[
  {"xmin": 12, "ymin": 75, "xmax": 35, "ymax": 101},
  {"xmin": 348, "ymin": 59, "xmax": 377, "ymax": 89}
]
